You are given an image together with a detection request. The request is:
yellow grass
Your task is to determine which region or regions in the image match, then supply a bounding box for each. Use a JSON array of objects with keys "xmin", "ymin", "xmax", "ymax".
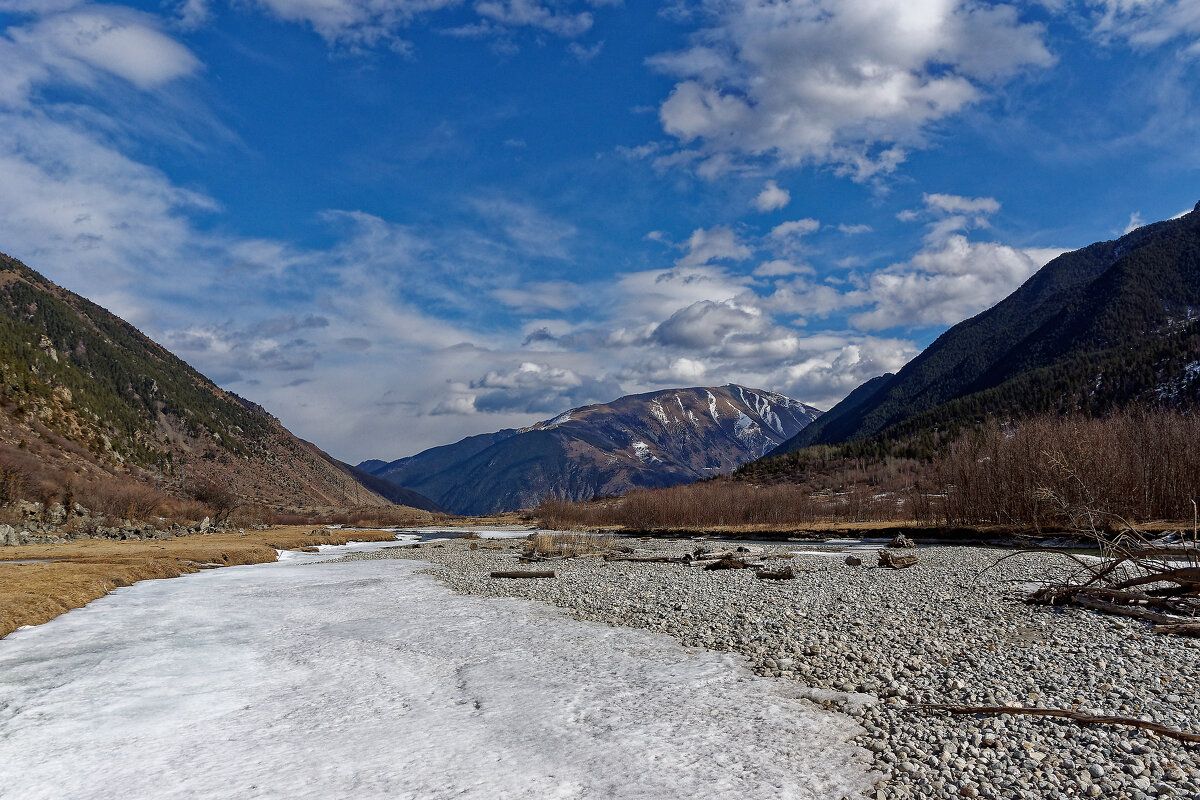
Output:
[
  {"xmin": 0, "ymin": 526, "xmax": 398, "ymax": 638},
  {"xmin": 526, "ymin": 529, "xmax": 617, "ymax": 556}
]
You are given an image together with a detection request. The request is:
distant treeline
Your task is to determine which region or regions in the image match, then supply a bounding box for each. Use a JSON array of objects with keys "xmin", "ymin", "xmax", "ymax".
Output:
[{"xmin": 536, "ymin": 410, "xmax": 1200, "ymax": 530}]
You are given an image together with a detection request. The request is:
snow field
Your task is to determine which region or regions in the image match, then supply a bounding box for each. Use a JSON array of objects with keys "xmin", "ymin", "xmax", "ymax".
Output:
[{"xmin": 0, "ymin": 553, "xmax": 874, "ymax": 800}]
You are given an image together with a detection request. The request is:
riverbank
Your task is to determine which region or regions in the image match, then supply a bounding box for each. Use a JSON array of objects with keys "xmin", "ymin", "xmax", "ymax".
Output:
[
  {"xmin": 337, "ymin": 537, "xmax": 1200, "ymax": 800},
  {"xmin": 0, "ymin": 526, "xmax": 399, "ymax": 637}
]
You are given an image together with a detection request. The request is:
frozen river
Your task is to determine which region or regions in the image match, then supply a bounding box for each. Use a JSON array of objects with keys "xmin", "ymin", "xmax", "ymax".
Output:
[{"xmin": 0, "ymin": 543, "xmax": 872, "ymax": 799}]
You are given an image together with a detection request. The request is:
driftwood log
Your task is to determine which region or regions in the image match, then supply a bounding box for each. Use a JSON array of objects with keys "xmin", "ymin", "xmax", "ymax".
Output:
[
  {"xmin": 878, "ymin": 549, "xmax": 919, "ymax": 569},
  {"xmin": 917, "ymin": 703, "xmax": 1200, "ymax": 745},
  {"xmin": 704, "ymin": 556, "xmax": 753, "ymax": 571},
  {"xmin": 490, "ymin": 570, "xmax": 556, "ymax": 579},
  {"xmin": 1153, "ymin": 622, "xmax": 1200, "ymax": 636},
  {"xmin": 755, "ymin": 566, "xmax": 796, "ymax": 580},
  {"xmin": 604, "ymin": 554, "xmax": 688, "ymax": 564}
]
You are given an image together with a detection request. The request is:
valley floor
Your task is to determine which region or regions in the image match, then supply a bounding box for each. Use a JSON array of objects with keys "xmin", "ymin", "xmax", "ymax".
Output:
[
  {"xmin": 0, "ymin": 542, "xmax": 872, "ymax": 800},
  {"xmin": 342, "ymin": 535, "xmax": 1200, "ymax": 800}
]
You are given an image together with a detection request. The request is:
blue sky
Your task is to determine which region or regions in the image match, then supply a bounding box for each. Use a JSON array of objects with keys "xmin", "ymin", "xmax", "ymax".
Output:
[{"xmin": 0, "ymin": 0, "xmax": 1198, "ymax": 462}]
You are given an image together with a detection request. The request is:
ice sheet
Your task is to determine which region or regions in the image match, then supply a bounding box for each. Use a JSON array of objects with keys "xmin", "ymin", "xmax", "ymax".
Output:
[
  {"xmin": 0, "ymin": 557, "xmax": 873, "ymax": 800},
  {"xmin": 395, "ymin": 525, "xmax": 540, "ymax": 539}
]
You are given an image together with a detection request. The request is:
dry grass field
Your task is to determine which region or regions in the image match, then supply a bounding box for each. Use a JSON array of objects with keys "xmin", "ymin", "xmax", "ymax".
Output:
[{"xmin": 0, "ymin": 526, "xmax": 399, "ymax": 638}]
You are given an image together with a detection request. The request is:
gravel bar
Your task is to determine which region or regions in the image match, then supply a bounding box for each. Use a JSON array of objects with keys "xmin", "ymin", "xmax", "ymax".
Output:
[{"xmin": 329, "ymin": 538, "xmax": 1200, "ymax": 800}]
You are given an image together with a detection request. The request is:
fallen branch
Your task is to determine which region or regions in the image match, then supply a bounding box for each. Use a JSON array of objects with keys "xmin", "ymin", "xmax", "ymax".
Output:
[
  {"xmin": 604, "ymin": 554, "xmax": 688, "ymax": 564},
  {"xmin": 489, "ymin": 570, "xmax": 556, "ymax": 579},
  {"xmin": 704, "ymin": 557, "xmax": 753, "ymax": 571},
  {"xmin": 1153, "ymin": 622, "xmax": 1200, "ymax": 636},
  {"xmin": 916, "ymin": 703, "xmax": 1200, "ymax": 745},
  {"xmin": 755, "ymin": 566, "xmax": 796, "ymax": 580},
  {"xmin": 1060, "ymin": 594, "xmax": 1180, "ymax": 625}
]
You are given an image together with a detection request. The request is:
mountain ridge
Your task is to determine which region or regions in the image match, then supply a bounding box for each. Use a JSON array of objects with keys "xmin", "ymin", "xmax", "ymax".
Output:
[
  {"xmin": 362, "ymin": 384, "xmax": 821, "ymax": 515},
  {"xmin": 0, "ymin": 252, "xmax": 440, "ymax": 514},
  {"xmin": 774, "ymin": 201, "xmax": 1200, "ymax": 455}
]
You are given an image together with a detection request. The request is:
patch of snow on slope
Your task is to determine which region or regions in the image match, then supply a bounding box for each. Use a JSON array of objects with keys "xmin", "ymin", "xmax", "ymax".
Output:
[
  {"xmin": 544, "ymin": 410, "xmax": 573, "ymax": 428},
  {"xmin": 632, "ymin": 440, "xmax": 661, "ymax": 463},
  {"xmin": 0, "ymin": 560, "xmax": 873, "ymax": 800},
  {"xmin": 649, "ymin": 400, "xmax": 669, "ymax": 426},
  {"xmin": 735, "ymin": 411, "xmax": 761, "ymax": 440},
  {"xmin": 707, "ymin": 391, "xmax": 720, "ymax": 422},
  {"xmin": 1156, "ymin": 360, "xmax": 1200, "ymax": 402},
  {"xmin": 740, "ymin": 389, "xmax": 787, "ymax": 437}
]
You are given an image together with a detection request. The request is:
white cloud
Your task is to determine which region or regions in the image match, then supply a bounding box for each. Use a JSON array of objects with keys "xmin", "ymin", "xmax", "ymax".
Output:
[
  {"xmin": 234, "ymin": 0, "xmax": 611, "ymax": 50},
  {"xmin": 0, "ymin": 8, "xmax": 200, "ymax": 107},
  {"xmin": 899, "ymin": 192, "xmax": 1002, "ymax": 241},
  {"xmin": 471, "ymin": 195, "xmax": 578, "ymax": 260},
  {"xmin": 753, "ymin": 179, "xmax": 789, "ymax": 211},
  {"xmin": 837, "ymin": 223, "xmax": 872, "ymax": 235},
  {"xmin": 1124, "ymin": 210, "xmax": 1145, "ymax": 233},
  {"xmin": 848, "ymin": 236, "xmax": 1056, "ymax": 329},
  {"xmin": 921, "ymin": 192, "xmax": 1001, "ymax": 216},
  {"xmin": 35, "ymin": 11, "xmax": 200, "ymax": 87},
  {"xmin": 835, "ymin": 192, "xmax": 1068, "ymax": 330},
  {"xmin": 493, "ymin": 280, "xmax": 583, "ymax": 312},
  {"xmin": 649, "ymin": 0, "xmax": 1053, "ymax": 178},
  {"xmin": 753, "ymin": 259, "xmax": 810, "ymax": 277},
  {"xmin": 1089, "ymin": 0, "xmax": 1200, "ymax": 53},
  {"xmin": 248, "ymin": 0, "xmax": 453, "ymax": 48},
  {"xmin": 769, "ymin": 218, "xmax": 819, "ymax": 240},
  {"xmin": 675, "ymin": 225, "xmax": 753, "ymax": 268},
  {"xmin": 567, "ymin": 39, "xmax": 603, "ymax": 62},
  {"xmin": 652, "ymin": 299, "xmax": 769, "ymax": 350},
  {"xmin": 475, "ymin": 0, "xmax": 593, "ymax": 37}
]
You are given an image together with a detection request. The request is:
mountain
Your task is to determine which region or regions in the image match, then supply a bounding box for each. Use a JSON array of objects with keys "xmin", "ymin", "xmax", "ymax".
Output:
[
  {"xmin": 0, "ymin": 252, "xmax": 440, "ymax": 513},
  {"xmin": 361, "ymin": 385, "xmax": 821, "ymax": 514},
  {"xmin": 777, "ymin": 201, "xmax": 1200, "ymax": 453}
]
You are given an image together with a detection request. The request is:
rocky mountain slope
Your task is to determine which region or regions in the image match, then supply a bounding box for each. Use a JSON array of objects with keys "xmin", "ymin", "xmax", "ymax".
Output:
[
  {"xmin": 777, "ymin": 201, "xmax": 1200, "ymax": 453},
  {"xmin": 360, "ymin": 385, "xmax": 821, "ymax": 515},
  {"xmin": 0, "ymin": 252, "xmax": 440, "ymax": 513}
]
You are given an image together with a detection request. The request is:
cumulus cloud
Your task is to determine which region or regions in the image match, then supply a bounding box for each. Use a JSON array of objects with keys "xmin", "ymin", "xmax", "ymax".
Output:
[
  {"xmin": 898, "ymin": 192, "xmax": 1003, "ymax": 241},
  {"xmin": 849, "ymin": 236, "xmax": 1059, "ymax": 329},
  {"xmin": 165, "ymin": 316, "xmax": 328, "ymax": 378},
  {"xmin": 753, "ymin": 179, "xmax": 789, "ymax": 211},
  {"xmin": 841, "ymin": 192, "xmax": 1067, "ymax": 329},
  {"xmin": 769, "ymin": 218, "xmax": 820, "ymax": 240},
  {"xmin": 675, "ymin": 225, "xmax": 753, "ymax": 268},
  {"xmin": 649, "ymin": 0, "xmax": 1053, "ymax": 178},
  {"xmin": 466, "ymin": 361, "xmax": 622, "ymax": 414},
  {"xmin": 653, "ymin": 300, "xmax": 769, "ymax": 350}
]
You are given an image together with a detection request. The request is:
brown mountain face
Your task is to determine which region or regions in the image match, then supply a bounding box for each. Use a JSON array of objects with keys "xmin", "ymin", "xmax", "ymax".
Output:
[
  {"xmin": 0, "ymin": 252, "xmax": 440, "ymax": 516},
  {"xmin": 360, "ymin": 385, "xmax": 821, "ymax": 515}
]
